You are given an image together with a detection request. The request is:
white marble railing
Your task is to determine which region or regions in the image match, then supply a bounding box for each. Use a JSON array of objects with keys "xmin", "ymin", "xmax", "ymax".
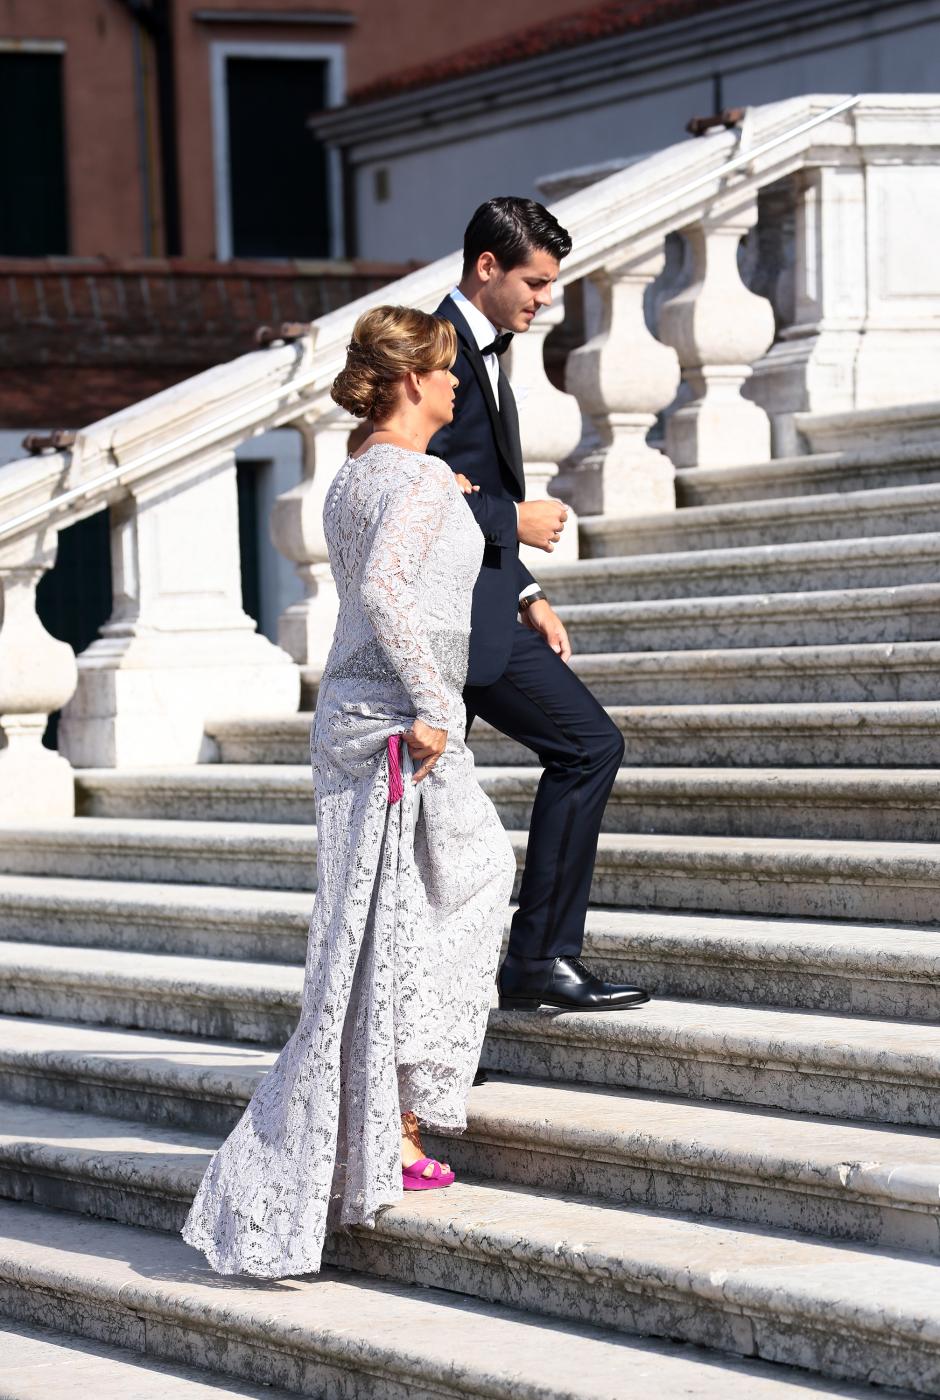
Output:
[{"xmin": 2, "ymin": 92, "xmax": 940, "ymax": 809}]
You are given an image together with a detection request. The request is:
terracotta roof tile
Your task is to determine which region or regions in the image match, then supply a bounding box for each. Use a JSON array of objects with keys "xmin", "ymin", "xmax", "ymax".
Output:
[{"xmin": 349, "ymin": 0, "xmax": 749, "ymax": 104}]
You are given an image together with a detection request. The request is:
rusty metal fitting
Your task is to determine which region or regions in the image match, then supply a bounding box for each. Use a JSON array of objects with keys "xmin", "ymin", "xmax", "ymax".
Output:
[
  {"xmin": 255, "ymin": 321, "xmax": 309, "ymax": 348},
  {"xmin": 22, "ymin": 430, "xmax": 77, "ymax": 455},
  {"xmin": 686, "ymin": 106, "xmax": 746, "ymax": 137}
]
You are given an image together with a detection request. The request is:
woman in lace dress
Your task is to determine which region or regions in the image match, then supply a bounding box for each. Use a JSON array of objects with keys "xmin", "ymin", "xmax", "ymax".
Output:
[{"xmin": 182, "ymin": 306, "xmax": 517, "ymax": 1279}]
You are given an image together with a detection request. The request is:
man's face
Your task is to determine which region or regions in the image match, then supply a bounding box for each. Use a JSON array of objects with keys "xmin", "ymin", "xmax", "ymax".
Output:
[{"xmin": 477, "ymin": 249, "xmax": 560, "ymax": 333}]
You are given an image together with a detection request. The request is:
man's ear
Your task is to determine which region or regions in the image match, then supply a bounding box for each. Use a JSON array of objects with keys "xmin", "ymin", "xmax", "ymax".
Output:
[{"xmin": 477, "ymin": 251, "xmax": 498, "ymax": 281}]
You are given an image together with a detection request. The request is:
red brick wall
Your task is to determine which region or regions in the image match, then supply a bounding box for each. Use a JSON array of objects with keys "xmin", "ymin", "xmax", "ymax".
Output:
[{"xmin": 0, "ymin": 256, "xmax": 415, "ymax": 427}]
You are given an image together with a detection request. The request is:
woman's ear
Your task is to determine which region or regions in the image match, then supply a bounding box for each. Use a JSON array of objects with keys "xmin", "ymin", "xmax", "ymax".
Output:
[{"xmin": 405, "ymin": 370, "xmax": 422, "ymax": 401}]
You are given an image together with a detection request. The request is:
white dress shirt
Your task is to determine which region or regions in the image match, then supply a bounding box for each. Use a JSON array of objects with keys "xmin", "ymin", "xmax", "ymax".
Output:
[
  {"xmin": 450, "ymin": 286, "xmax": 501, "ymax": 403},
  {"xmin": 449, "ymin": 287, "xmax": 541, "ymax": 607}
]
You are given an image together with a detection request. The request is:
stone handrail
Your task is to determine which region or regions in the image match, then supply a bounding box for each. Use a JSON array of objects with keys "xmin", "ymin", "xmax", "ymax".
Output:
[{"xmin": 3, "ymin": 91, "xmax": 940, "ymax": 813}]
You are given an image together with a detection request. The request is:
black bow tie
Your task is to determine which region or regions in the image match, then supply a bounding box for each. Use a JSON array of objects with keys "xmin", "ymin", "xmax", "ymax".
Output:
[{"xmin": 481, "ymin": 331, "xmax": 513, "ymax": 357}]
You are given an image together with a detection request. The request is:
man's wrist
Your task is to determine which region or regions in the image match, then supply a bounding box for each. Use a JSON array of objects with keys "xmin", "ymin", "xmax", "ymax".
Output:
[{"xmin": 519, "ymin": 588, "xmax": 547, "ymax": 614}]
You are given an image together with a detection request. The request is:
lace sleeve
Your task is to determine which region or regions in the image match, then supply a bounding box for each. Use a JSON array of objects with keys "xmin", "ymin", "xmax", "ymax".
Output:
[{"xmin": 360, "ymin": 456, "xmax": 455, "ymax": 729}]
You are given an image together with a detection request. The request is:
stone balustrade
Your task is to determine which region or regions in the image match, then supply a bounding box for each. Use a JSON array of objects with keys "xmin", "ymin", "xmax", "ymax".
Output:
[{"xmin": 1, "ymin": 94, "xmax": 939, "ymax": 809}]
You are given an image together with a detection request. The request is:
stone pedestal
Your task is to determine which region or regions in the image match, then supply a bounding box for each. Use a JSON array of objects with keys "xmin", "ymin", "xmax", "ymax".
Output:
[
  {"xmin": 0, "ymin": 537, "xmax": 78, "ymax": 817},
  {"xmin": 506, "ymin": 294, "xmax": 583, "ymax": 570},
  {"xmin": 659, "ymin": 202, "xmax": 775, "ymax": 469},
  {"xmin": 58, "ymin": 455, "xmax": 299, "ymax": 768},
  {"xmin": 565, "ymin": 248, "xmax": 680, "ymax": 516},
  {"xmin": 270, "ymin": 410, "xmax": 354, "ymax": 706},
  {"xmin": 752, "ymin": 155, "xmax": 940, "ymax": 455}
]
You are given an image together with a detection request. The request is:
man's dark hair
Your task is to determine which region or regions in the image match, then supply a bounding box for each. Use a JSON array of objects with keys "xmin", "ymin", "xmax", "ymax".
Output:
[{"xmin": 462, "ymin": 196, "xmax": 572, "ymax": 276}]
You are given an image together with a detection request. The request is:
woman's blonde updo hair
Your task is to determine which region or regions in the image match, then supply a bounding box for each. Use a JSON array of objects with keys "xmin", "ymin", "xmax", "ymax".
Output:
[{"xmin": 331, "ymin": 305, "xmax": 457, "ymax": 421}]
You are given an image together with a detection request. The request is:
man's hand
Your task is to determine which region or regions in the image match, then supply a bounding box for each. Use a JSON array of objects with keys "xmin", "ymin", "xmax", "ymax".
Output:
[
  {"xmin": 522, "ymin": 598, "xmax": 571, "ymax": 663},
  {"xmin": 454, "ymin": 473, "xmax": 480, "ymax": 496},
  {"xmin": 403, "ymin": 719, "xmax": 448, "ymax": 783},
  {"xmin": 518, "ymin": 499, "xmax": 568, "ymax": 552}
]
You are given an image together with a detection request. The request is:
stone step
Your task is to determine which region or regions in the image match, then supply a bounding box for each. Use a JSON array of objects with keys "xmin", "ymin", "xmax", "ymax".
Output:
[
  {"xmin": 676, "ymin": 441, "xmax": 940, "ymax": 507},
  {"xmin": 206, "ymin": 702, "xmax": 940, "ymax": 769},
  {"xmin": 1, "ymin": 903, "xmax": 938, "ymax": 1035},
  {"xmin": 3, "ymin": 820, "xmax": 940, "ymax": 923},
  {"xmin": 558, "ymin": 583, "xmax": 940, "ymax": 653},
  {"xmin": 75, "ymin": 764, "xmax": 940, "ymax": 845},
  {"xmin": 495, "ymin": 766, "xmax": 940, "ymax": 844},
  {"xmin": 0, "ymin": 1318, "xmax": 300, "ymax": 1400},
  {"xmin": 6, "ymin": 1060, "xmax": 940, "ymax": 1253},
  {"xmin": 1, "ymin": 882, "xmax": 936, "ymax": 1016},
  {"xmin": 570, "ymin": 641, "xmax": 940, "ymax": 705},
  {"xmin": 3, "ymin": 992, "xmax": 939, "ymax": 1127},
  {"xmin": 0, "ymin": 1204, "xmax": 892, "ymax": 1400},
  {"xmin": 580, "ymin": 480, "xmax": 940, "ymax": 559},
  {"xmin": 538, "ymin": 530, "xmax": 940, "ymax": 604}
]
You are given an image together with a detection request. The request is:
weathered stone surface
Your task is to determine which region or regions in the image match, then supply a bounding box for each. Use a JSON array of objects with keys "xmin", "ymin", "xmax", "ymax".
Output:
[
  {"xmin": 539, "ymin": 530, "xmax": 940, "ymax": 604},
  {"xmin": 206, "ymin": 702, "xmax": 940, "ymax": 769},
  {"xmin": 676, "ymin": 440, "xmax": 940, "ymax": 507},
  {"xmin": 3, "ymin": 990, "xmax": 940, "ymax": 1127},
  {"xmin": 1, "ymin": 1202, "xmax": 883, "ymax": 1400},
  {"xmin": 0, "ymin": 1318, "xmax": 300, "ymax": 1399},
  {"xmin": 580, "ymin": 480, "xmax": 940, "ymax": 558},
  {"xmin": 4, "ymin": 1083, "xmax": 940, "ymax": 1255}
]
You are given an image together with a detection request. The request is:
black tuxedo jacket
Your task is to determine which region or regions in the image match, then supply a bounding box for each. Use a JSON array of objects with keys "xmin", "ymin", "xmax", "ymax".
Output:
[{"xmin": 427, "ymin": 295, "xmax": 537, "ymax": 687}]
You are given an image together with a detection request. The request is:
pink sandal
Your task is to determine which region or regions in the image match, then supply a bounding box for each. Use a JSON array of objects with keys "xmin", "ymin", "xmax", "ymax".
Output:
[{"xmin": 402, "ymin": 1157, "xmax": 455, "ymax": 1191}]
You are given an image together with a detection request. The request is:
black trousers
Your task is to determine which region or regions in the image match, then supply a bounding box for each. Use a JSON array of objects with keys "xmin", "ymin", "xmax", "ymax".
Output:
[{"xmin": 464, "ymin": 623, "xmax": 624, "ymax": 962}]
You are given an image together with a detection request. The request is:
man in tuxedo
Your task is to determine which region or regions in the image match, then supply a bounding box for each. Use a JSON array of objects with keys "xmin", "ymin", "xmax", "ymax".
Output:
[{"xmin": 429, "ymin": 197, "xmax": 649, "ymax": 1013}]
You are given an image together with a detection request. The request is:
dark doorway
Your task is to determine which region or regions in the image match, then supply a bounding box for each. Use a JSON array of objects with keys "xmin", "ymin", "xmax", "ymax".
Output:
[
  {"xmin": 226, "ymin": 56, "xmax": 331, "ymax": 258},
  {"xmin": 0, "ymin": 52, "xmax": 69, "ymax": 254}
]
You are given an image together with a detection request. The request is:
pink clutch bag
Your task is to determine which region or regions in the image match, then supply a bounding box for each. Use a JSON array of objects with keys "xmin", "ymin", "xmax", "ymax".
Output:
[{"xmin": 387, "ymin": 734, "xmax": 405, "ymax": 805}]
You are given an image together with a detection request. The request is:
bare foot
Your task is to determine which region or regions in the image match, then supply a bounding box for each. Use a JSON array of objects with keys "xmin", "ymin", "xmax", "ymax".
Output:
[{"xmin": 401, "ymin": 1111, "xmax": 449, "ymax": 1179}]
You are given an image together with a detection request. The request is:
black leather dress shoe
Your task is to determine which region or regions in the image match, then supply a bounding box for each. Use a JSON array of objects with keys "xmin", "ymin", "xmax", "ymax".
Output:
[{"xmin": 498, "ymin": 956, "xmax": 650, "ymax": 1012}]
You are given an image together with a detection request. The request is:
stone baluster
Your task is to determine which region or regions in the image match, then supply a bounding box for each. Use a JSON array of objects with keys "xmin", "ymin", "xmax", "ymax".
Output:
[
  {"xmin": 0, "ymin": 535, "xmax": 78, "ymax": 817},
  {"xmin": 658, "ymin": 201, "xmax": 776, "ymax": 468},
  {"xmin": 58, "ymin": 452, "xmax": 299, "ymax": 768},
  {"xmin": 270, "ymin": 407, "xmax": 355, "ymax": 708},
  {"xmin": 505, "ymin": 291, "xmax": 583, "ymax": 566},
  {"xmin": 565, "ymin": 247, "xmax": 681, "ymax": 515}
]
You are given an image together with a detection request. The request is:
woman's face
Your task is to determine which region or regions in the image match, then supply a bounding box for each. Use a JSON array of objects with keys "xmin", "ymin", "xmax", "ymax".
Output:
[{"xmin": 420, "ymin": 364, "xmax": 459, "ymax": 427}]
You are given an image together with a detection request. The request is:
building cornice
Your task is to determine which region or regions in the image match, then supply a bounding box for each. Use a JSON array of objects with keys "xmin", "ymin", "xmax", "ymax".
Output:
[{"xmin": 313, "ymin": 0, "xmax": 938, "ymax": 155}]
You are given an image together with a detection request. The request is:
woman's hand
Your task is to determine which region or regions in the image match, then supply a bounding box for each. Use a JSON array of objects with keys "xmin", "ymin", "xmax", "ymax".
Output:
[
  {"xmin": 403, "ymin": 719, "xmax": 447, "ymax": 783},
  {"xmin": 454, "ymin": 473, "xmax": 479, "ymax": 495}
]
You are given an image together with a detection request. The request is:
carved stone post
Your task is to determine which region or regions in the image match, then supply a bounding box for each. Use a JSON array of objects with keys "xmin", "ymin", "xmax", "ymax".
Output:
[
  {"xmin": 505, "ymin": 292, "xmax": 583, "ymax": 567},
  {"xmin": 58, "ymin": 454, "xmax": 299, "ymax": 768},
  {"xmin": 0, "ymin": 535, "xmax": 78, "ymax": 817},
  {"xmin": 658, "ymin": 202, "xmax": 775, "ymax": 468},
  {"xmin": 270, "ymin": 407, "xmax": 354, "ymax": 708},
  {"xmin": 565, "ymin": 247, "xmax": 681, "ymax": 515}
]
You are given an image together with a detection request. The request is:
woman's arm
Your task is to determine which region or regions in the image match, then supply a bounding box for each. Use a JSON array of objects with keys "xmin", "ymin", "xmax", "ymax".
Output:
[{"xmin": 360, "ymin": 462, "xmax": 454, "ymax": 731}]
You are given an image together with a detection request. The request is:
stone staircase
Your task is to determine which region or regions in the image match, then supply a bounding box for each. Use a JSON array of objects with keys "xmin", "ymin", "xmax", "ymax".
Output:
[{"xmin": 1, "ymin": 433, "xmax": 940, "ymax": 1397}]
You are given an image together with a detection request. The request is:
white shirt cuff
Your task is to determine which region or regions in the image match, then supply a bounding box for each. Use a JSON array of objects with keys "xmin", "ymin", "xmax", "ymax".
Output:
[{"xmin": 519, "ymin": 583, "xmax": 541, "ymax": 603}]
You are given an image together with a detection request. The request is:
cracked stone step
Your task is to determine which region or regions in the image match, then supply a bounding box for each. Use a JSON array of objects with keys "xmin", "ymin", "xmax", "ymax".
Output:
[
  {"xmin": 675, "ymin": 441, "xmax": 940, "ymax": 507},
  {"xmin": 3, "ymin": 1177, "xmax": 940, "ymax": 1393},
  {"xmin": 2, "ymin": 992, "xmax": 939, "ymax": 1127},
  {"xmin": 0, "ymin": 1205, "xmax": 893, "ymax": 1400},
  {"xmin": 0, "ymin": 882, "xmax": 936, "ymax": 1016},
  {"xmin": 207, "ymin": 702, "xmax": 940, "ymax": 769},
  {"xmin": 73, "ymin": 765, "xmax": 940, "ymax": 844},
  {"xmin": 4, "ymin": 1070, "xmax": 940, "ymax": 1254},
  {"xmin": 579, "ymin": 480, "xmax": 940, "ymax": 559},
  {"xmin": 556, "ymin": 584, "xmax": 940, "ymax": 654},
  {"xmin": 3, "ymin": 820, "xmax": 940, "ymax": 923},
  {"xmin": 569, "ymin": 641, "xmax": 940, "ymax": 705},
  {"xmin": 0, "ymin": 1318, "xmax": 300, "ymax": 1400},
  {"xmin": 538, "ymin": 531, "xmax": 940, "ymax": 605}
]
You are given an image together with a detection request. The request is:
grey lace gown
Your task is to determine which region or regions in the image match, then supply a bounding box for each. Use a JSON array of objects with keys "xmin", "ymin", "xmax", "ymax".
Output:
[{"xmin": 182, "ymin": 442, "xmax": 517, "ymax": 1278}]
